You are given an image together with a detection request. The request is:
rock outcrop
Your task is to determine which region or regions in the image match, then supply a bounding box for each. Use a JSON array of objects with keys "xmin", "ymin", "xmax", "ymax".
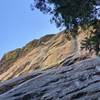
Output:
[
  {"xmin": 0, "ymin": 25, "xmax": 99, "ymax": 99},
  {"xmin": 0, "ymin": 57, "xmax": 100, "ymax": 100},
  {"xmin": 0, "ymin": 27, "xmax": 94, "ymax": 81}
]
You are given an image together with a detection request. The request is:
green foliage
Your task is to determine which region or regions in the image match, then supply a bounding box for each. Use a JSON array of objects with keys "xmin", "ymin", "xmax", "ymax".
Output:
[
  {"xmin": 32, "ymin": 0, "xmax": 99, "ymax": 55},
  {"xmin": 2, "ymin": 48, "xmax": 21, "ymax": 63},
  {"xmin": 81, "ymin": 21, "xmax": 100, "ymax": 55},
  {"xmin": 81, "ymin": 36, "xmax": 93, "ymax": 52},
  {"xmin": 32, "ymin": 0, "xmax": 96, "ymax": 29}
]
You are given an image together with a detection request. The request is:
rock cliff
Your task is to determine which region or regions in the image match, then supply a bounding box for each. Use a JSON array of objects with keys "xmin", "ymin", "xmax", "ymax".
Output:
[
  {"xmin": 0, "ymin": 27, "xmax": 94, "ymax": 81},
  {"xmin": 0, "ymin": 57, "xmax": 100, "ymax": 100},
  {"xmin": 0, "ymin": 26, "xmax": 100, "ymax": 99}
]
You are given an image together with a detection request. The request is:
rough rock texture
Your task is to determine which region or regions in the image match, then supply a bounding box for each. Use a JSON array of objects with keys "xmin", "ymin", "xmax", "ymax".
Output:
[
  {"xmin": 0, "ymin": 27, "xmax": 94, "ymax": 81},
  {"xmin": 0, "ymin": 57, "xmax": 100, "ymax": 100}
]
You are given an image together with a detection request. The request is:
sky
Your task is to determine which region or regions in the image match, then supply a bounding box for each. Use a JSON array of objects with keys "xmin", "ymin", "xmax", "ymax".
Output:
[{"xmin": 0, "ymin": 0, "xmax": 60, "ymax": 58}]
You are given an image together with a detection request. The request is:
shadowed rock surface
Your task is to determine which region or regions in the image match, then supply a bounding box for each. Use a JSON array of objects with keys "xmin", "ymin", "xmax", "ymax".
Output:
[
  {"xmin": 0, "ymin": 26, "xmax": 99, "ymax": 99},
  {"xmin": 0, "ymin": 57, "xmax": 100, "ymax": 100}
]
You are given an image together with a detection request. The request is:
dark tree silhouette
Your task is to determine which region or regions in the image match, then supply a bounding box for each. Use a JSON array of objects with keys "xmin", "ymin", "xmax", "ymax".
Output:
[
  {"xmin": 32, "ymin": 0, "xmax": 99, "ymax": 55},
  {"xmin": 81, "ymin": 20, "xmax": 100, "ymax": 55}
]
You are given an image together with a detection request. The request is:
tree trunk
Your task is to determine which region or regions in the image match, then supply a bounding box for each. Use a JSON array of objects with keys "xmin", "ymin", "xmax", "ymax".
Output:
[
  {"xmin": 71, "ymin": 25, "xmax": 79, "ymax": 54},
  {"xmin": 71, "ymin": 35, "xmax": 78, "ymax": 52}
]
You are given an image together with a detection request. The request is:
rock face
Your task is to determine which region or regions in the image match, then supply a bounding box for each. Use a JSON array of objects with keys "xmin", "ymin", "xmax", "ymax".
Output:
[
  {"xmin": 0, "ymin": 27, "xmax": 94, "ymax": 81},
  {"xmin": 0, "ymin": 57, "xmax": 100, "ymax": 100},
  {"xmin": 0, "ymin": 26, "xmax": 99, "ymax": 99}
]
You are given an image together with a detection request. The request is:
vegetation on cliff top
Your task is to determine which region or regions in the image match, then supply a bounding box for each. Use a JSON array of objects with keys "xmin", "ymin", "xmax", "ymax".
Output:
[{"xmin": 32, "ymin": 0, "xmax": 100, "ymax": 55}]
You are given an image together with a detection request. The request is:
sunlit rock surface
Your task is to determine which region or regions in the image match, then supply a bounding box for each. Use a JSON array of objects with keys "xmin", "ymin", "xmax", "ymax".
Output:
[
  {"xmin": 0, "ymin": 27, "xmax": 94, "ymax": 81},
  {"xmin": 0, "ymin": 57, "xmax": 100, "ymax": 100}
]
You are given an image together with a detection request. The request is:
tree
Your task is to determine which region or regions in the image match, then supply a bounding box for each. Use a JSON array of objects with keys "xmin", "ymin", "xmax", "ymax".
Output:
[
  {"xmin": 81, "ymin": 20, "xmax": 100, "ymax": 55},
  {"xmin": 32, "ymin": 0, "xmax": 99, "ymax": 54},
  {"xmin": 81, "ymin": 36, "xmax": 93, "ymax": 54},
  {"xmin": 93, "ymin": 20, "xmax": 100, "ymax": 55}
]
